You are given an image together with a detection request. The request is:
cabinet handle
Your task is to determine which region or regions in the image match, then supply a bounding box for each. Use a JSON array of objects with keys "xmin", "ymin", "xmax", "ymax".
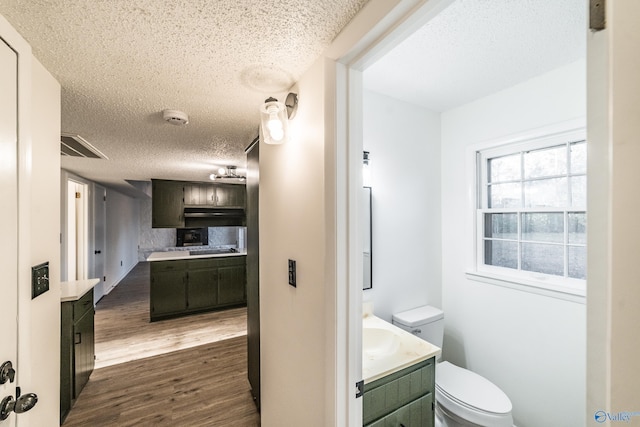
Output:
[{"xmin": 74, "ymin": 332, "xmax": 82, "ymax": 345}]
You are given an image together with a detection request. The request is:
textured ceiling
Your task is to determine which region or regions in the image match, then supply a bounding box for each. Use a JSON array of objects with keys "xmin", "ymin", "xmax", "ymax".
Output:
[
  {"xmin": 364, "ymin": 0, "xmax": 586, "ymax": 112},
  {"xmin": 0, "ymin": 0, "xmax": 368, "ymax": 195}
]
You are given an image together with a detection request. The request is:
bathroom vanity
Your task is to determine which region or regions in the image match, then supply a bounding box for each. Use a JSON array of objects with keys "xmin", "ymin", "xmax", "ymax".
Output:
[{"xmin": 362, "ymin": 312, "xmax": 440, "ymax": 426}]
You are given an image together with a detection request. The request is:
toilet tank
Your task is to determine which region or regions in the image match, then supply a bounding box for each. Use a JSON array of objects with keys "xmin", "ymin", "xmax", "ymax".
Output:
[{"xmin": 392, "ymin": 305, "xmax": 444, "ymax": 348}]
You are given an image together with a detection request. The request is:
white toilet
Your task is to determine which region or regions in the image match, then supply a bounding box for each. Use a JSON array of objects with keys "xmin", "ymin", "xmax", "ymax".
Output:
[{"xmin": 392, "ymin": 306, "xmax": 513, "ymax": 427}]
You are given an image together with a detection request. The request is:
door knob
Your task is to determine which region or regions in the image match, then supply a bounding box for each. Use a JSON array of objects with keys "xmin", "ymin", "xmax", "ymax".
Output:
[
  {"xmin": 0, "ymin": 362, "xmax": 15, "ymax": 384},
  {"xmin": 0, "ymin": 392, "xmax": 38, "ymax": 420},
  {"xmin": 94, "ymin": 250, "xmax": 102, "ymax": 254}
]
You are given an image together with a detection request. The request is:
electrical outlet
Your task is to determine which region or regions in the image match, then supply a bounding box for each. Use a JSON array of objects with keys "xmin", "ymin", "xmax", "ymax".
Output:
[
  {"xmin": 288, "ymin": 259, "xmax": 297, "ymax": 287},
  {"xmin": 31, "ymin": 262, "xmax": 50, "ymax": 299}
]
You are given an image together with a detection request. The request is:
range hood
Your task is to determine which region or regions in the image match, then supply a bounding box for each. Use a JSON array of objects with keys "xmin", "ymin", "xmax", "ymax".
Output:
[{"xmin": 183, "ymin": 207, "xmax": 245, "ymax": 227}]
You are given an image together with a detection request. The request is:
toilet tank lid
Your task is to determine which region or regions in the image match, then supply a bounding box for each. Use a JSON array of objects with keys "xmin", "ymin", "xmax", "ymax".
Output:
[{"xmin": 392, "ymin": 305, "xmax": 444, "ymax": 327}]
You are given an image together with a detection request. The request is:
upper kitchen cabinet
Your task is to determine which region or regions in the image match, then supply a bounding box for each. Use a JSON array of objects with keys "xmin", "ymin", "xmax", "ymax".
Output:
[
  {"xmin": 184, "ymin": 182, "xmax": 245, "ymax": 208},
  {"xmin": 152, "ymin": 179, "xmax": 185, "ymax": 228}
]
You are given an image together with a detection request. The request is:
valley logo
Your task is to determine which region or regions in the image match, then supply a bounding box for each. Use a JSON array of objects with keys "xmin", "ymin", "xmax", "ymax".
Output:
[{"xmin": 595, "ymin": 410, "xmax": 640, "ymax": 423}]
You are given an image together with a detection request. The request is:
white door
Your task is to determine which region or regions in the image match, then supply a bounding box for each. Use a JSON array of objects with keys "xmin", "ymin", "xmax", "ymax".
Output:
[
  {"xmin": 93, "ymin": 184, "xmax": 106, "ymax": 300},
  {"xmin": 0, "ymin": 36, "xmax": 19, "ymax": 427}
]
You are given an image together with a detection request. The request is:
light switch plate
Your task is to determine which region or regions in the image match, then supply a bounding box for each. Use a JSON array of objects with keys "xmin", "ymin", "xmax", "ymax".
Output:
[
  {"xmin": 288, "ymin": 259, "xmax": 296, "ymax": 287},
  {"xmin": 32, "ymin": 262, "xmax": 50, "ymax": 299}
]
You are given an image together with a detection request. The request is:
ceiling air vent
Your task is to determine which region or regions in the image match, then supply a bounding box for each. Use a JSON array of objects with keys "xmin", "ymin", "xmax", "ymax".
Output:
[{"xmin": 61, "ymin": 133, "xmax": 108, "ymax": 159}]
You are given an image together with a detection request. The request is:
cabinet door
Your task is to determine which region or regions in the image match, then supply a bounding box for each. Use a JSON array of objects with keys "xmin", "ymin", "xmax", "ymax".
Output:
[
  {"xmin": 214, "ymin": 184, "xmax": 245, "ymax": 208},
  {"xmin": 152, "ymin": 179, "xmax": 184, "ymax": 228},
  {"xmin": 218, "ymin": 264, "xmax": 246, "ymax": 305},
  {"xmin": 150, "ymin": 267, "xmax": 187, "ymax": 317},
  {"xmin": 187, "ymin": 268, "xmax": 218, "ymax": 310},
  {"xmin": 60, "ymin": 303, "xmax": 74, "ymax": 423},
  {"xmin": 73, "ymin": 309, "xmax": 94, "ymax": 399},
  {"xmin": 366, "ymin": 394, "xmax": 433, "ymax": 427}
]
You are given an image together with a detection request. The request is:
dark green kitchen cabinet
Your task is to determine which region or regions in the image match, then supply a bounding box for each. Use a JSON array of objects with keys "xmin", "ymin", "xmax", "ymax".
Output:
[
  {"xmin": 152, "ymin": 179, "xmax": 185, "ymax": 228},
  {"xmin": 61, "ymin": 290, "xmax": 95, "ymax": 424},
  {"xmin": 187, "ymin": 265, "xmax": 218, "ymax": 310},
  {"xmin": 213, "ymin": 183, "xmax": 245, "ymax": 208},
  {"xmin": 183, "ymin": 182, "xmax": 245, "ymax": 208},
  {"xmin": 150, "ymin": 256, "xmax": 246, "ymax": 321},
  {"xmin": 218, "ymin": 264, "xmax": 246, "ymax": 305},
  {"xmin": 150, "ymin": 261, "xmax": 187, "ymax": 319}
]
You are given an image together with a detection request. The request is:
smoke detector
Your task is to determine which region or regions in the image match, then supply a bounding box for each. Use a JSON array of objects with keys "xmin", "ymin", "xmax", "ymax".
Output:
[{"xmin": 162, "ymin": 109, "xmax": 189, "ymax": 126}]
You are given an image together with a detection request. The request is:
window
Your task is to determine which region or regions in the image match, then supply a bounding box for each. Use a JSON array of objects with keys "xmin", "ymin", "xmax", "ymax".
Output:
[{"xmin": 475, "ymin": 129, "xmax": 586, "ymax": 296}]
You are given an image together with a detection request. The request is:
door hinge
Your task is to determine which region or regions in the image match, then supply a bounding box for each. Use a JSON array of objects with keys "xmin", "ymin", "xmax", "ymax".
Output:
[
  {"xmin": 355, "ymin": 380, "xmax": 364, "ymax": 398},
  {"xmin": 590, "ymin": 0, "xmax": 605, "ymax": 31},
  {"xmin": 103, "ymin": 276, "xmax": 106, "ymax": 282},
  {"xmin": 75, "ymin": 192, "xmax": 81, "ymax": 199}
]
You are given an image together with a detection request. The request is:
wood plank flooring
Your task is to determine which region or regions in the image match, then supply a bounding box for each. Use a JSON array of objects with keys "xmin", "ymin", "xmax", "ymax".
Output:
[{"xmin": 63, "ymin": 262, "xmax": 260, "ymax": 426}]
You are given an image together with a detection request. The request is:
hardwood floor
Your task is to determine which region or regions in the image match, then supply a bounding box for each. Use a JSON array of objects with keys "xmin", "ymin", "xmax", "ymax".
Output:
[{"xmin": 63, "ymin": 262, "xmax": 260, "ymax": 426}]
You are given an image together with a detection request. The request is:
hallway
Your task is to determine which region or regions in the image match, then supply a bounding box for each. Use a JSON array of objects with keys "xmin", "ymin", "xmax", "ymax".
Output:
[{"xmin": 63, "ymin": 262, "xmax": 260, "ymax": 426}]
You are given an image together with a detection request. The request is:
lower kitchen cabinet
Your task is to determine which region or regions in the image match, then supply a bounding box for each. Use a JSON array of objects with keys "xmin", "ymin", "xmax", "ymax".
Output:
[
  {"xmin": 60, "ymin": 291, "xmax": 95, "ymax": 424},
  {"xmin": 150, "ymin": 256, "xmax": 246, "ymax": 321},
  {"xmin": 363, "ymin": 357, "xmax": 435, "ymax": 427},
  {"xmin": 150, "ymin": 260, "xmax": 187, "ymax": 318}
]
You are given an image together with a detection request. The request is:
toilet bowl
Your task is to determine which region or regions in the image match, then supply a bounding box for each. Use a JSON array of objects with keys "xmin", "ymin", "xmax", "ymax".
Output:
[{"xmin": 392, "ymin": 306, "xmax": 513, "ymax": 427}]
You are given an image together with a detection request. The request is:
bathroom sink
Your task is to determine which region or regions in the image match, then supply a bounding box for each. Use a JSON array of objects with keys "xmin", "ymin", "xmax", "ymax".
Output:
[{"xmin": 363, "ymin": 327, "xmax": 400, "ymax": 358}]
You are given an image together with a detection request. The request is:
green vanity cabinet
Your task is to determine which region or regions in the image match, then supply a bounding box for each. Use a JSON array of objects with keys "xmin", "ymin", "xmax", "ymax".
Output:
[
  {"xmin": 60, "ymin": 290, "xmax": 95, "ymax": 424},
  {"xmin": 150, "ymin": 256, "xmax": 246, "ymax": 321},
  {"xmin": 363, "ymin": 357, "xmax": 435, "ymax": 427},
  {"xmin": 152, "ymin": 179, "xmax": 185, "ymax": 228}
]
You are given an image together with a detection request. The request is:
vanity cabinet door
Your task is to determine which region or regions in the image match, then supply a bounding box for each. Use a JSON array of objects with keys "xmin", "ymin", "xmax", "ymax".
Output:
[{"xmin": 74, "ymin": 308, "xmax": 95, "ymax": 399}]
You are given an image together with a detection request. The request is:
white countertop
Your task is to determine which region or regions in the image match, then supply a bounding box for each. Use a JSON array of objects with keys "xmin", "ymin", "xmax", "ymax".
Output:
[
  {"xmin": 362, "ymin": 314, "xmax": 441, "ymax": 384},
  {"xmin": 60, "ymin": 278, "xmax": 100, "ymax": 302},
  {"xmin": 146, "ymin": 249, "xmax": 247, "ymax": 262}
]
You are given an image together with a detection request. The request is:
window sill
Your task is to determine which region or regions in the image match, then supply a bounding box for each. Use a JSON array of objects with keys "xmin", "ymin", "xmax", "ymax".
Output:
[{"xmin": 465, "ymin": 271, "xmax": 586, "ymax": 304}]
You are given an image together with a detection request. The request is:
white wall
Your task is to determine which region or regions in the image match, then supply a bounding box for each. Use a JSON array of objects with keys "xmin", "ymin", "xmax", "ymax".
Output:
[
  {"xmin": 28, "ymin": 56, "xmax": 61, "ymax": 427},
  {"xmin": 441, "ymin": 59, "xmax": 586, "ymax": 427},
  {"xmin": 362, "ymin": 90, "xmax": 442, "ymax": 321},
  {"xmin": 259, "ymin": 57, "xmax": 331, "ymax": 426},
  {"xmin": 104, "ymin": 189, "xmax": 139, "ymax": 293}
]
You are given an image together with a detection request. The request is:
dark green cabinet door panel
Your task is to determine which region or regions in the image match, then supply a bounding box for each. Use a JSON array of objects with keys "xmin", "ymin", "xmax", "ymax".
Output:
[
  {"xmin": 187, "ymin": 268, "xmax": 218, "ymax": 310},
  {"xmin": 150, "ymin": 267, "xmax": 187, "ymax": 316},
  {"xmin": 363, "ymin": 358, "xmax": 435, "ymax": 426},
  {"xmin": 214, "ymin": 184, "xmax": 245, "ymax": 208},
  {"xmin": 152, "ymin": 179, "xmax": 184, "ymax": 228},
  {"xmin": 60, "ymin": 303, "xmax": 73, "ymax": 423},
  {"xmin": 218, "ymin": 265, "xmax": 246, "ymax": 305},
  {"xmin": 184, "ymin": 183, "xmax": 214, "ymax": 206},
  {"xmin": 74, "ymin": 309, "xmax": 94, "ymax": 398}
]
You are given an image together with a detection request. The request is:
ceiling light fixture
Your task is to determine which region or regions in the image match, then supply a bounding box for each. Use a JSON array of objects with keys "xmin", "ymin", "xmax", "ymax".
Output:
[
  {"xmin": 260, "ymin": 92, "xmax": 298, "ymax": 145},
  {"xmin": 209, "ymin": 166, "xmax": 245, "ymax": 181}
]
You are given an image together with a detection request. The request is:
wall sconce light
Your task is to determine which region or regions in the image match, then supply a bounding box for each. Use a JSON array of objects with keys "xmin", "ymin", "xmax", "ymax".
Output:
[
  {"xmin": 260, "ymin": 92, "xmax": 298, "ymax": 145},
  {"xmin": 363, "ymin": 151, "xmax": 371, "ymax": 187}
]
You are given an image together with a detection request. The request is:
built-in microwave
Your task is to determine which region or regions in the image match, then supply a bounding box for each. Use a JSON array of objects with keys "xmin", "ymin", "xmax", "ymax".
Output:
[{"xmin": 176, "ymin": 228, "xmax": 208, "ymax": 247}]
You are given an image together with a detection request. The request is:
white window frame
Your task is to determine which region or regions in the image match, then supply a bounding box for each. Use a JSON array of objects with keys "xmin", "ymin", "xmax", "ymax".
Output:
[{"xmin": 465, "ymin": 120, "xmax": 586, "ymax": 303}]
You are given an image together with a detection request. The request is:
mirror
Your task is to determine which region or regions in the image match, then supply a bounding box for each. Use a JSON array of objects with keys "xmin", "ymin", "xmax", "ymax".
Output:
[{"xmin": 363, "ymin": 187, "xmax": 372, "ymax": 289}]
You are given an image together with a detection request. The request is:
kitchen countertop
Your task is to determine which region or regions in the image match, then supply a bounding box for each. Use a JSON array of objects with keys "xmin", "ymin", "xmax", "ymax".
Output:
[
  {"xmin": 362, "ymin": 313, "xmax": 441, "ymax": 384},
  {"xmin": 146, "ymin": 249, "xmax": 247, "ymax": 262},
  {"xmin": 60, "ymin": 278, "xmax": 100, "ymax": 302}
]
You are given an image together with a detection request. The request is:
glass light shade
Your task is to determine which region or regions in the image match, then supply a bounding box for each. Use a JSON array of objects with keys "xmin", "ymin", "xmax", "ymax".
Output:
[{"xmin": 260, "ymin": 100, "xmax": 289, "ymax": 144}]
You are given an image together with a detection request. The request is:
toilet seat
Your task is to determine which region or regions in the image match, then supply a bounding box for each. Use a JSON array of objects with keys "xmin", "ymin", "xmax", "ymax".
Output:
[{"xmin": 436, "ymin": 361, "xmax": 513, "ymax": 426}]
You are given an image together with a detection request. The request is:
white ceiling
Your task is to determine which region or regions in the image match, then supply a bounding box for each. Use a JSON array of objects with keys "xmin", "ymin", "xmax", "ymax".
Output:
[
  {"xmin": 1, "ymin": 0, "xmax": 586, "ymax": 197},
  {"xmin": 364, "ymin": 0, "xmax": 586, "ymax": 112},
  {"xmin": 0, "ymin": 0, "xmax": 368, "ymax": 195}
]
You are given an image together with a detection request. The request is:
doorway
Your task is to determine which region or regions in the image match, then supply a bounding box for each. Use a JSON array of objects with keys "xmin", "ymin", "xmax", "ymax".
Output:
[{"xmin": 66, "ymin": 179, "xmax": 89, "ymax": 281}]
